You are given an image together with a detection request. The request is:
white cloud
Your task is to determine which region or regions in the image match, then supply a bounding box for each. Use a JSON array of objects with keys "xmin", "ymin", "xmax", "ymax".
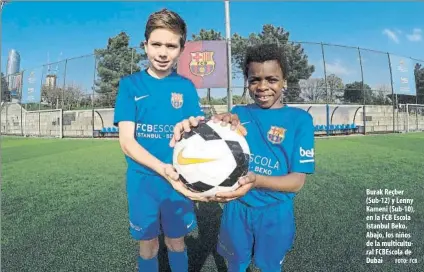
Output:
[
  {"xmin": 406, "ymin": 28, "xmax": 422, "ymax": 42},
  {"xmin": 382, "ymin": 28, "xmax": 400, "ymax": 43},
  {"xmin": 326, "ymin": 60, "xmax": 352, "ymax": 76}
]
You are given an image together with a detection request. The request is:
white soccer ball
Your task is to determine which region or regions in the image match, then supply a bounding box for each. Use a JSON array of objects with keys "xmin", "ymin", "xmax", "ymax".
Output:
[{"xmin": 173, "ymin": 120, "xmax": 250, "ymax": 197}]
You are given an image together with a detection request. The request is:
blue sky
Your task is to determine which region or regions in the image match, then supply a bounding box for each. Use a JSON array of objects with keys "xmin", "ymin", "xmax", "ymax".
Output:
[{"xmin": 2, "ymin": 1, "xmax": 424, "ymax": 97}]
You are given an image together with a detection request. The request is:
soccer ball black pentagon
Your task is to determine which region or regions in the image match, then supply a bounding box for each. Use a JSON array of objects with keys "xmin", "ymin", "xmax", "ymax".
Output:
[{"xmin": 173, "ymin": 120, "xmax": 250, "ymax": 197}]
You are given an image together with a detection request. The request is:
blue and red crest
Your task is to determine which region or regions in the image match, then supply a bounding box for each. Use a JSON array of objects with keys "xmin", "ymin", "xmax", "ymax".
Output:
[
  {"xmin": 267, "ymin": 126, "xmax": 286, "ymax": 144},
  {"xmin": 189, "ymin": 51, "xmax": 215, "ymax": 77},
  {"xmin": 171, "ymin": 92, "xmax": 184, "ymax": 109}
]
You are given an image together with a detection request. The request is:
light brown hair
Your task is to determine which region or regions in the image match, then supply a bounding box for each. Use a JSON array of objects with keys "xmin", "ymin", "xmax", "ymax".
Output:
[{"xmin": 144, "ymin": 9, "xmax": 187, "ymax": 47}]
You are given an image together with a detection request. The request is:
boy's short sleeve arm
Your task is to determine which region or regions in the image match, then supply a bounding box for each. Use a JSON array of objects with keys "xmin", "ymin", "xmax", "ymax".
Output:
[
  {"xmin": 291, "ymin": 113, "xmax": 315, "ymax": 174},
  {"xmin": 184, "ymin": 81, "xmax": 204, "ymax": 118},
  {"xmin": 230, "ymin": 105, "xmax": 239, "ymax": 115},
  {"xmin": 113, "ymin": 78, "xmax": 136, "ymax": 126}
]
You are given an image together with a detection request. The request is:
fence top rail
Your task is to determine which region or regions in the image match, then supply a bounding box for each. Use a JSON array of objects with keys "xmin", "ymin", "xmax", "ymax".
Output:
[
  {"xmin": 411, "ymin": 57, "xmax": 424, "ymax": 63},
  {"xmin": 25, "ymin": 109, "xmax": 63, "ymax": 113},
  {"xmin": 402, "ymin": 103, "xmax": 424, "ymax": 106},
  {"xmin": 4, "ymin": 40, "xmax": 423, "ymax": 74}
]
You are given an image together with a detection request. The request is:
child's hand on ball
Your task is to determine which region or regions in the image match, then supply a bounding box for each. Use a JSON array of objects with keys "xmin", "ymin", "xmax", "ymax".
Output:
[
  {"xmin": 212, "ymin": 113, "xmax": 247, "ymax": 136},
  {"xmin": 169, "ymin": 113, "xmax": 247, "ymax": 148},
  {"xmin": 163, "ymin": 163, "xmax": 180, "ymax": 181},
  {"xmin": 163, "ymin": 164, "xmax": 210, "ymax": 202},
  {"xmin": 212, "ymin": 172, "xmax": 256, "ymax": 202},
  {"xmin": 170, "ymin": 116, "xmax": 205, "ymax": 147}
]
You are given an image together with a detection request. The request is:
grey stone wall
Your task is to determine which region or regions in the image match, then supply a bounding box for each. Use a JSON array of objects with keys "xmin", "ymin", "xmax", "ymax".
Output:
[{"xmin": 1, "ymin": 103, "xmax": 423, "ymax": 137}]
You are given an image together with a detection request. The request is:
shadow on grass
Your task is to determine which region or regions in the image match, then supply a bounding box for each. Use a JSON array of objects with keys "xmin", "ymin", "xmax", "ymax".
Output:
[
  {"xmin": 157, "ymin": 201, "xmax": 257, "ymax": 272},
  {"xmin": 158, "ymin": 202, "xmax": 227, "ymax": 272}
]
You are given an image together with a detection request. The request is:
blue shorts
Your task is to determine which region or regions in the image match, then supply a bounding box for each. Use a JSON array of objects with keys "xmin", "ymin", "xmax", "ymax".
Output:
[
  {"xmin": 126, "ymin": 169, "xmax": 197, "ymax": 240},
  {"xmin": 217, "ymin": 200, "xmax": 295, "ymax": 271}
]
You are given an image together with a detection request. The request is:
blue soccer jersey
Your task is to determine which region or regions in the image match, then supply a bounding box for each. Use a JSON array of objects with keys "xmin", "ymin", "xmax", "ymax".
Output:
[
  {"xmin": 217, "ymin": 103, "xmax": 316, "ymax": 269},
  {"xmin": 232, "ymin": 103, "xmax": 315, "ymax": 207},
  {"xmin": 114, "ymin": 69, "xmax": 203, "ymax": 243},
  {"xmin": 114, "ymin": 69, "xmax": 204, "ymax": 174}
]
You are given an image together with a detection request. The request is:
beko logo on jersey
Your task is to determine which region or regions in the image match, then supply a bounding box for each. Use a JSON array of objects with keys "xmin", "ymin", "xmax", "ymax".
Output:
[
  {"xmin": 299, "ymin": 147, "xmax": 314, "ymax": 163},
  {"xmin": 300, "ymin": 147, "xmax": 314, "ymax": 157}
]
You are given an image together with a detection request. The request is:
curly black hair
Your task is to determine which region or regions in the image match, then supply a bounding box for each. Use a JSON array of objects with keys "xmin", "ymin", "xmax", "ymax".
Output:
[{"xmin": 243, "ymin": 43, "xmax": 289, "ymax": 80}]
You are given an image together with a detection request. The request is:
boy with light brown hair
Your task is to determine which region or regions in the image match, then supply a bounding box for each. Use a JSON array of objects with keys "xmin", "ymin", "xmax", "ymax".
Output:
[{"xmin": 114, "ymin": 8, "xmax": 225, "ymax": 271}]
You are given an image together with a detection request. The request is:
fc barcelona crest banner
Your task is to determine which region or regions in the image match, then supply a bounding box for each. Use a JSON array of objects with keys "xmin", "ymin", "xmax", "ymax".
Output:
[{"xmin": 177, "ymin": 40, "xmax": 228, "ymax": 89}]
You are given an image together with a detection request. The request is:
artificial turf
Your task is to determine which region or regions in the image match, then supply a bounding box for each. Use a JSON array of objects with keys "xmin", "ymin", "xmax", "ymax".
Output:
[{"xmin": 1, "ymin": 133, "xmax": 423, "ymax": 271}]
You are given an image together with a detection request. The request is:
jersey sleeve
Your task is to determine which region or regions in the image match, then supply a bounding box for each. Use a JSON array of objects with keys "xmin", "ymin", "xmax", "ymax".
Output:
[
  {"xmin": 230, "ymin": 105, "xmax": 240, "ymax": 114},
  {"xmin": 183, "ymin": 80, "xmax": 204, "ymax": 118},
  {"xmin": 291, "ymin": 113, "xmax": 315, "ymax": 174},
  {"xmin": 113, "ymin": 77, "xmax": 136, "ymax": 126}
]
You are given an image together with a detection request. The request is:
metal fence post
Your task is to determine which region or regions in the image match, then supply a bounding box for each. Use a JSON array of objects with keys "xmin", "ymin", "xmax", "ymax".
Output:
[
  {"xmin": 387, "ymin": 52, "xmax": 396, "ymax": 133},
  {"xmin": 38, "ymin": 66, "xmax": 45, "ymax": 136},
  {"xmin": 413, "ymin": 58, "xmax": 419, "ymax": 131},
  {"xmin": 62, "ymin": 59, "xmax": 68, "ymax": 109},
  {"xmin": 20, "ymin": 71, "xmax": 24, "ymax": 136},
  {"xmin": 59, "ymin": 59, "xmax": 68, "ymax": 138},
  {"xmin": 5, "ymin": 103, "xmax": 8, "ymax": 134},
  {"xmin": 91, "ymin": 56, "xmax": 98, "ymax": 138},
  {"xmin": 225, "ymin": 0, "xmax": 233, "ymax": 112},
  {"xmin": 320, "ymin": 42, "xmax": 329, "ymax": 136},
  {"xmin": 357, "ymin": 47, "xmax": 366, "ymax": 135},
  {"xmin": 320, "ymin": 42, "xmax": 328, "ymax": 104}
]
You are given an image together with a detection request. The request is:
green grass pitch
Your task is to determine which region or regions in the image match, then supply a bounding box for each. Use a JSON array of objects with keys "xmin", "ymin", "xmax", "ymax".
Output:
[{"xmin": 1, "ymin": 133, "xmax": 424, "ymax": 271}]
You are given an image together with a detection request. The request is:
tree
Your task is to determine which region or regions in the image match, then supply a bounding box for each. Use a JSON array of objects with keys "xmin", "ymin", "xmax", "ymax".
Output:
[
  {"xmin": 94, "ymin": 32, "xmax": 144, "ymax": 106},
  {"xmin": 62, "ymin": 83, "xmax": 87, "ymax": 110},
  {"xmin": 373, "ymin": 84, "xmax": 392, "ymax": 105},
  {"xmin": 200, "ymin": 96, "xmax": 226, "ymax": 105},
  {"xmin": 231, "ymin": 95, "xmax": 247, "ymax": 105},
  {"xmin": 343, "ymin": 81, "xmax": 373, "ymax": 104},
  {"xmin": 191, "ymin": 29, "xmax": 224, "ymax": 41},
  {"xmin": 41, "ymin": 85, "xmax": 61, "ymax": 108},
  {"xmin": 41, "ymin": 81, "xmax": 87, "ymax": 110},
  {"xmin": 325, "ymin": 74, "xmax": 344, "ymax": 103},
  {"xmin": 1, "ymin": 72, "xmax": 10, "ymax": 102},
  {"xmin": 299, "ymin": 78, "xmax": 326, "ymax": 102},
  {"xmin": 191, "ymin": 25, "xmax": 315, "ymax": 102}
]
